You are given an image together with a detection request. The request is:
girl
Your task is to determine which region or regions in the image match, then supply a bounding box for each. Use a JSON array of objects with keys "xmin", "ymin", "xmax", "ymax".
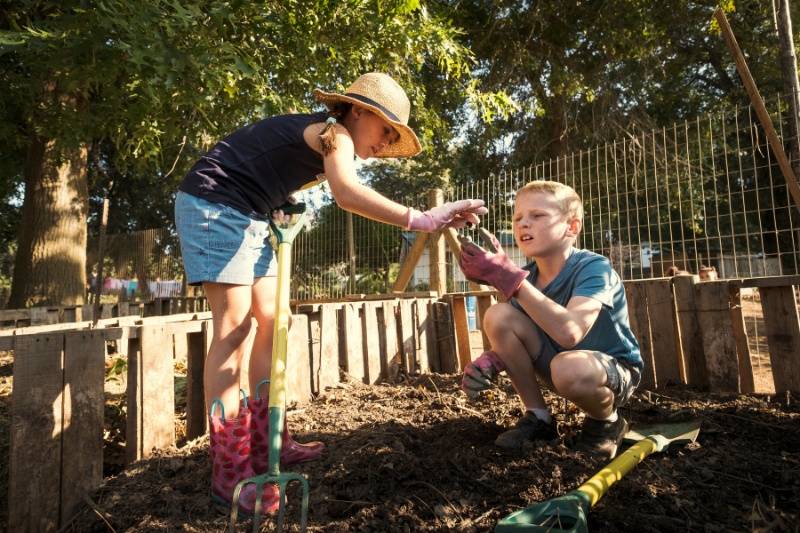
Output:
[{"xmin": 175, "ymin": 72, "xmax": 487, "ymax": 513}]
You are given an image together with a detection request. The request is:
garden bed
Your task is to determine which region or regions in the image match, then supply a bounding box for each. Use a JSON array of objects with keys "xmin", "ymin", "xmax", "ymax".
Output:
[{"xmin": 53, "ymin": 371, "xmax": 799, "ymax": 532}]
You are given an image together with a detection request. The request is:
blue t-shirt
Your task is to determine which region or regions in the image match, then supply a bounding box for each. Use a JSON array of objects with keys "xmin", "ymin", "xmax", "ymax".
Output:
[
  {"xmin": 511, "ymin": 248, "xmax": 642, "ymax": 370},
  {"xmin": 179, "ymin": 112, "xmax": 327, "ymax": 219}
]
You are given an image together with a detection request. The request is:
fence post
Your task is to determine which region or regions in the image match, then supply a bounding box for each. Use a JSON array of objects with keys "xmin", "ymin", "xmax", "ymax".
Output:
[{"xmin": 428, "ymin": 189, "xmax": 447, "ymax": 294}]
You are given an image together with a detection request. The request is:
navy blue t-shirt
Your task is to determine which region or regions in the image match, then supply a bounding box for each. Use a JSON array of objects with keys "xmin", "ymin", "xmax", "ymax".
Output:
[
  {"xmin": 511, "ymin": 248, "xmax": 643, "ymax": 370},
  {"xmin": 179, "ymin": 112, "xmax": 327, "ymax": 219}
]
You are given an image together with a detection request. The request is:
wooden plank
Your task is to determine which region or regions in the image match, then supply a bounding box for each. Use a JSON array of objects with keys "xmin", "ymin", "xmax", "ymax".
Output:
[
  {"xmin": 433, "ymin": 300, "xmax": 458, "ymax": 373},
  {"xmin": 728, "ymin": 282, "xmax": 756, "ymax": 394},
  {"xmin": 644, "ymin": 279, "xmax": 682, "ymax": 386},
  {"xmin": 672, "ymin": 275, "xmax": 707, "ymax": 387},
  {"xmin": 317, "ymin": 304, "xmax": 341, "ymax": 393},
  {"xmin": 741, "ymin": 275, "xmax": 800, "ymax": 288},
  {"xmin": 9, "ymin": 333, "xmax": 64, "ymax": 532},
  {"xmin": 414, "ymin": 299, "xmax": 434, "ymax": 374},
  {"xmin": 342, "ymin": 303, "xmax": 365, "ymax": 382},
  {"xmin": 173, "ymin": 328, "xmax": 187, "ymax": 361},
  {"xmin": 392, "ymin": 232, "xmax": 430, "ymax": 293},
  {"xmin": 696, "ymin": 282, "xmax": 740, "ymax": 392},
  {"xmin": 61, "ymin": 331, "xmax": 105, "ymax": 525},
  {"xmin": 760, "ymin": 285, "xmax": 800, "ymax": 393},
  {"xmin": 380, "ymin": 300, "xmax": 402, "ymax": 380},
  {"xmin": 185, "ymin": 322, "xmax": 208, "ymax": 439},
  {"xmin": 623, "ymin": 281, "xmax": 655, "ymax": 389},
  {"xmin": 398, "ymin": 299, "xmax": 416, "ymax": 374},
  {"xmin": 450, "ymin": 296, "xmax": 473, "ymax": 370},
  {"xmin": 306, "ymin": 311, "xmax": 322, "ymax": 394},
  {"xmin": 362, "ymin": 302, "xmax": 382, "ymax": 384},
  {"xmin": 476, "ymin": 294, "xmax": 495, "ymax": 350},
  {"xmin": 286, "ymin": 314, "xmax": 312, "ymax": 405},
  {"xmin": 128, "ymin": 325, "xmax": 175, "ymax": 462}
]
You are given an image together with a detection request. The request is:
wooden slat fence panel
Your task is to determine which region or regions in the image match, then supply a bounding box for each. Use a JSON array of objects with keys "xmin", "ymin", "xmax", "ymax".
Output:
[
  {"xmin": 398, "ymin": 299, "xmax": 416, "ymax": 374},
  {"xmin": 644, "ymin": 279, "xmax": 683, "ymax": 386},
  {"xmin": 362, "ymin": 302, "xmax": 382, "ymax": 384},
  {"xmin": 623, "ymin": 281, "xmax": 655, "ymax": 389},
  {"xmin": 672, "ymin": 275, "xmax": 708, "ymax": 387},
  {"xmin": 728, "ymin": 283, "xmax": 755, "ymax": 394},
  {"xmin": 695, "ymin": 282, "xmax": 740, "ymax": 392},
  {"xmin": 286, "ymin": 314, "xmax": 312, "ymax": 405},
  {"xmin": 317, "ymin": 304, "xmax": 341, "ymax": 393},
  {"xmin": 61, "ymin": 331, "xmax": 106, "ymax": 525},
  {"xmin": 380, "ymin": 300, "xmax": 402, "ymax": 381},
  {"xmin": 760, "ymin": 285, "xmax": 800, "ymax": 394},
  {"xmin": 9, "ymin": 333, "xmax": 64, "ymax": 532}
]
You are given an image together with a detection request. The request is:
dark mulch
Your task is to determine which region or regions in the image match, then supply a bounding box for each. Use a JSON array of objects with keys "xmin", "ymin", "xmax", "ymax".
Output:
[{"xmin": 54, "ymin": 374, "xmax": 800, "ymax": 532}]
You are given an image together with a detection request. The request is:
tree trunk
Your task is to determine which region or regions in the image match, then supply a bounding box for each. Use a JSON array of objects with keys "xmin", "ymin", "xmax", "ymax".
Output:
[{"xmin": 8, "ymin": 134, "xmax": 89, "ymax": 307}]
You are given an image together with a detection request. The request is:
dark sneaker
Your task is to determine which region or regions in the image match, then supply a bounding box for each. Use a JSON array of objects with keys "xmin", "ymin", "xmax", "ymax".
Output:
[
  {"xmin": 495, "ymin": 412, "xmax": 557, "ymax": 450},
  {"xmin": 574, "ymin": 416, "xmax": 629, "ymax": 459}
]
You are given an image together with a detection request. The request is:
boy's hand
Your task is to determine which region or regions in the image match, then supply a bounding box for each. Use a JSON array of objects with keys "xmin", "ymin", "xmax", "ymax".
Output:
[
  {"xmin": 461, "ymin": 351, "xmax": 506, "ymax": 399},
  {"xmin": 407, "ymin": 199, "xmax": 488, "ymax": 232},
  {"xmin": 458, "ymin": 231, "xmax": 527, "ymax": 299}
]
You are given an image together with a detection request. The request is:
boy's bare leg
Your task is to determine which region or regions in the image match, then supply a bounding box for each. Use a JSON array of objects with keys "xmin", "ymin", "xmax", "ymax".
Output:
[
  {"xmin": 550, "ymin": 351, "xmax": 614, "ymax": 419},
  {"xmin": 483, "ymin": 303, "xmax": 545, "ymax": 410}
]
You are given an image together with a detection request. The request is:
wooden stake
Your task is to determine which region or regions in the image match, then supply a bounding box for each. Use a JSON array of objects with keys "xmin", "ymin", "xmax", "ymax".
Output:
[{"xmin": 715, "ymin": 8, "xmax": 800, "ymax": 212}]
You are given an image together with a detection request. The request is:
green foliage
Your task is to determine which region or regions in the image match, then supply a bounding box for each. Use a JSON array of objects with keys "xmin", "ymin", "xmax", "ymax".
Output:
[{"xmin": 1, "ymin": 0, "xmax": 502, "ymax": 232}]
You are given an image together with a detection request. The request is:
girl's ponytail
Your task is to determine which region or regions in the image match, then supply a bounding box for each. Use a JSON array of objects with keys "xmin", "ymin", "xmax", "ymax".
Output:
[{"xmin": 319, "ymin": 103, "xmax": 351, "ymax": 156}]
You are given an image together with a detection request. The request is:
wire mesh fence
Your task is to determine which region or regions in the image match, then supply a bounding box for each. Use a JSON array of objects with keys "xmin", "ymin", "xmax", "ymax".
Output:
[
  {"xmin": 81, "ymin": 92, "xmax": 800, "ymax": 303},
  {"xmin": 448, "ymin": 94, "xmax": 800, "ymax": 285}
]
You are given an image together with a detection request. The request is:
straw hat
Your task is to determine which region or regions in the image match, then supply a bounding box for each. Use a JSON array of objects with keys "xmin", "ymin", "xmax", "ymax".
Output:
[{"xmin": 313, "ymin": 72, "xmax": 422, "ymax": 158}]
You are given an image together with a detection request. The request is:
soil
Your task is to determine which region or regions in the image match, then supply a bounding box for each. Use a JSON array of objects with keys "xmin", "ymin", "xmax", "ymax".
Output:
[{"xmin": 2, "ymin": 346, "xmax": 798, "ymax": 532}]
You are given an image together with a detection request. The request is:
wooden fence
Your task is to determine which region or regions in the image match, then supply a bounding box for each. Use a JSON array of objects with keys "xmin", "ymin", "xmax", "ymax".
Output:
[
  {"xmin": 0, "ymin": 297, "xmax": 210, "ymax": 329},
  {"xmin": 3, "ymin": 277, "xmax": 799, "ymax": 531}
]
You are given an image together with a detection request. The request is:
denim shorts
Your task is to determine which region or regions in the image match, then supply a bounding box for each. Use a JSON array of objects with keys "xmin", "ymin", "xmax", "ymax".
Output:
[
  {"xmin": 535, "ymin": 343, "xmax": 641, "ymax": 409},
  {"xmin": 174, "ymin": 191, "xmax": 277, "ymax": 285}
]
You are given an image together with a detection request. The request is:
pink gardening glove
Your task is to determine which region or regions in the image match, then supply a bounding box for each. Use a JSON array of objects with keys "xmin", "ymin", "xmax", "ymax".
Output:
[
  {"xmin": 458, "ymin": 232, "xmax": 528, "ymax": 299},
  {"xmin": 461, "ymin": 351, "xmax": 507, "ymax": 399},
  {"xmin": 406, "ymin": 199, "xmax": 488, "ymax": 232}
]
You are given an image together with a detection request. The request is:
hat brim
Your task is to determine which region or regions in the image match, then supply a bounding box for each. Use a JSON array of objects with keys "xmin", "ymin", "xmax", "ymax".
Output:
[{"xmin": 314, "ymin": 89, "xmax": 422, "ymax": 158}]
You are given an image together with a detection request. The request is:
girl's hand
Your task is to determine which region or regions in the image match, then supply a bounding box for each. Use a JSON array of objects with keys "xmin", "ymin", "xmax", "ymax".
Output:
[{"xmin": 407, "ymin": 199, "xmax": 488, "ymax": 232}]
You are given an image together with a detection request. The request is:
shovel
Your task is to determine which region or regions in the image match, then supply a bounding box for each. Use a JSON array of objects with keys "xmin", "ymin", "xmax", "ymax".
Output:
[
  {"xmin": 494, "ymin": 420, "xmax": 701, "ymax": 533},
  {"xmin": 230, "ymin": 202, "xmax": 310, "ymax": 533}
]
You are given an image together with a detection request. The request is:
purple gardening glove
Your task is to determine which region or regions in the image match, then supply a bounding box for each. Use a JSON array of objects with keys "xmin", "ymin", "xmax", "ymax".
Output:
[
  {"xmin": 458, "ymin": 232, "xmax": 528, "ymax": 299},
  {"xmin": 461, "ymin": 351, "xmax": 507, "ymax": 399},
  {"xmin": 406, "ymin": 199, "xmax": 488, "ymax": 233}
]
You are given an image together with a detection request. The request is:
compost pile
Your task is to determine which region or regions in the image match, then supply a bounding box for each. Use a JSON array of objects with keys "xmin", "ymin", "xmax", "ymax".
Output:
[{"xmin": 50, "ymin": 372, "xmax": 800, "ymax": 532}]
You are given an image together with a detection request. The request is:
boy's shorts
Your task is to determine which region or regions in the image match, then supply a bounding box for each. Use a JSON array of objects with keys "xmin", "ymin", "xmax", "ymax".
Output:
[
  {"xmin": 175, "ymin": 191, "xmax": 277, "ymax": 286},
  {"xmin": 534, "ymin": 344, "xmax": 641, "ymax": 408}
]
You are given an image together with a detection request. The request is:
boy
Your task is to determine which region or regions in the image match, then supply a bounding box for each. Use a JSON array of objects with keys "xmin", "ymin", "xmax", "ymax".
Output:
[{"xmin": 458, "ymin": 180, "xmax": 642, "ymax": 459}]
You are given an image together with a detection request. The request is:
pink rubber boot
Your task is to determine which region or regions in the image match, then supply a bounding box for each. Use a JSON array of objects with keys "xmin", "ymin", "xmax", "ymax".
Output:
[
  {"xmin": 209, "ymin": 400, "xmax": 280, "ymax": 515},
  {"xmin": 247, "ymin": 381, "xmax": 324, "ymax": 474}
]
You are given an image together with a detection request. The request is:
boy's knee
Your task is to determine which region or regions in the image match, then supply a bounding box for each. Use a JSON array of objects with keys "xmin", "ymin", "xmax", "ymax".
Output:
[
  {"xmin": 550, "ymin": 352, "xmax": 600, "ymax": 398},
  {"xmin": 483, "ymin": 303, "xmax": 521, "ymax": 335}
]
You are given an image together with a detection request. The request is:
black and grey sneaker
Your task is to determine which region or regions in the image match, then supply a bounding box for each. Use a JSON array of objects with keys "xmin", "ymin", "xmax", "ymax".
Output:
[
  {"xmin": 574, "ymin": 415, "xmax": 629, "ymax": 459},
  {"xmin": 494, "ymin": 412, "xmax": 557, "ymax": 450}
]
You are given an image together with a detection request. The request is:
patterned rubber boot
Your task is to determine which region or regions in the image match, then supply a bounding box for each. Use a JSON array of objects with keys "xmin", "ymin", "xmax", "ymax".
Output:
[
  {"xmin": 247, "ymin": 381, "xmax": 325, "ymax": 474},
  {"xmin": 208, "ymin": 400, "xmax": 280, "ymax": 515}
]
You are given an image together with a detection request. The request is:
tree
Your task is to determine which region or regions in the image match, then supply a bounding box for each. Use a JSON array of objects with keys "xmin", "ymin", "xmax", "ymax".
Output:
[{"xmin": 1, "ymin": 0, "xmax": 496, "ymax": 306}]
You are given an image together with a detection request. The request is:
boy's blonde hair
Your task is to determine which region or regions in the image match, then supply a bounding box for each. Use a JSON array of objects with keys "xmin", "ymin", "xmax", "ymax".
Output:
[{"xmin": 516, "ymin": 180, "xmax": 584, "ymax": 222}]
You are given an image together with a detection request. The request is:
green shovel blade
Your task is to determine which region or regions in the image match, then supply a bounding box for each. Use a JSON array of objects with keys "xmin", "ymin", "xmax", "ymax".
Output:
[{"xmin": 495, "ymin": 491, "xmax": 591, "ymax": 533}]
